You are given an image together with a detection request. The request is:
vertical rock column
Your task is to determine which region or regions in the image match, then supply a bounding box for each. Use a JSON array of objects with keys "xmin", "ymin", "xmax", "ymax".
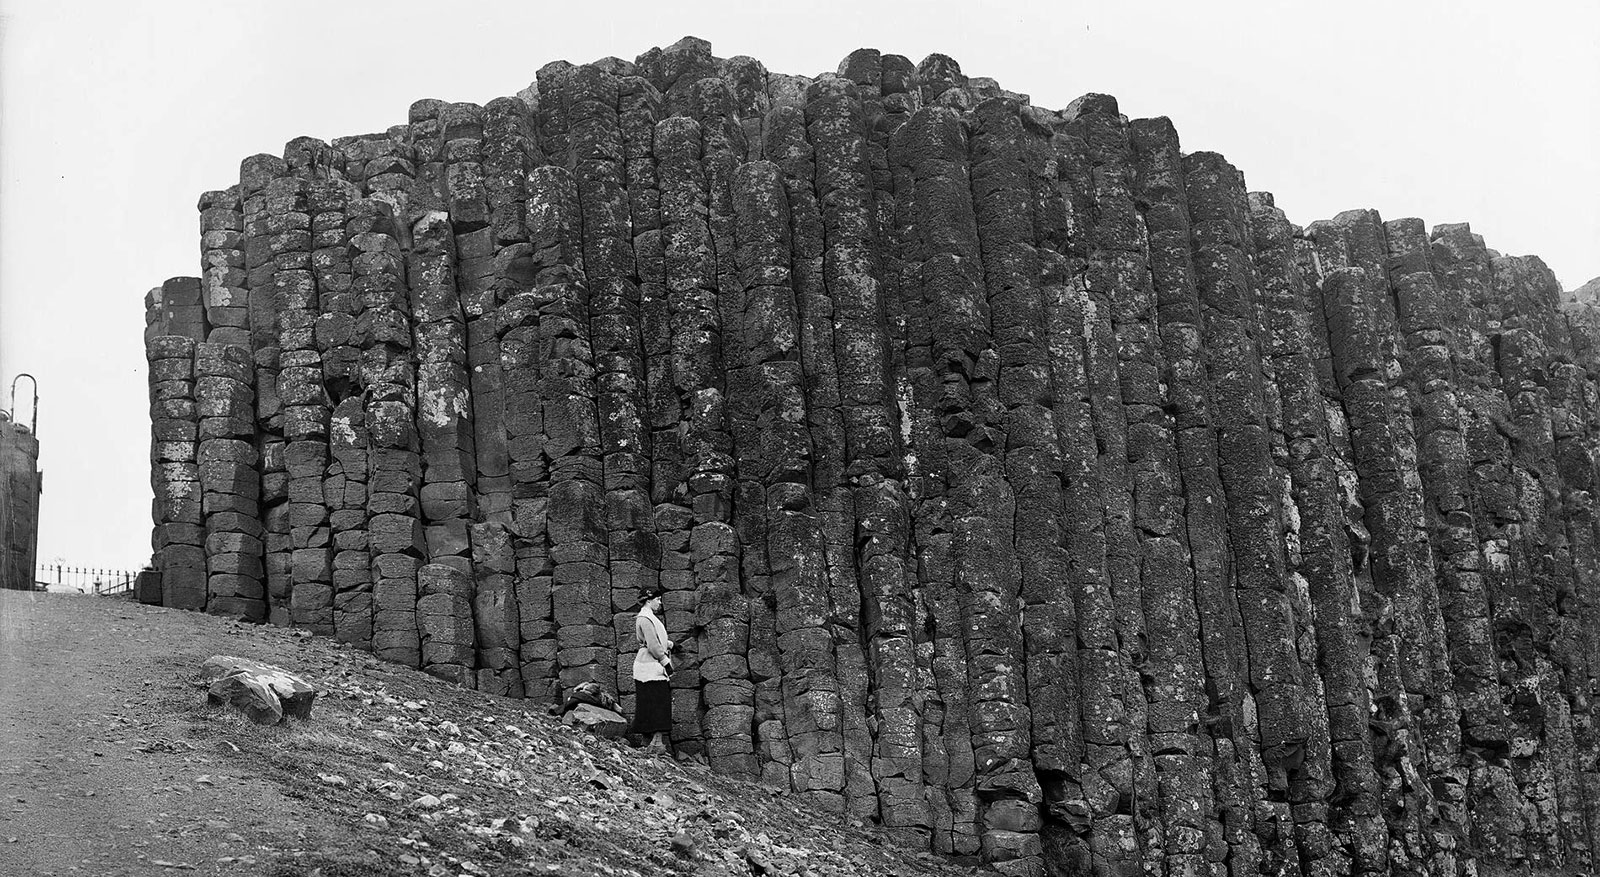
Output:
[
  {"xmin": 366, "ymin": 125, "xmax": 421, "ymax": 247},
  {"xmin": 199, "ymin": 188, "xmax": 251, "ymax": 349},
  {"xmin": 1295, "ymin": 223, "xmax": 1393, "ymax": 875},
  {"xmin": 895, "ymin": 100, "xmax": 1008, "ymax": 862},
  {"xmin": 497, "ymin": 134, "xmax": 560, "ymax": 702},
  {"xmin": 1248, "ymin": 193, "xmax": 1383, "ymax": 875},
  {"xmin": 721, "ymin": 54, "xmax": 770, "ymax": 162},
  {"xmin": 1249, "ymin": 208, "xmax": 1334, "ymax": 873},
  {"xmin": 1126, "ymin": 117, "xmax": 1225, "ymax": 876},
  {"xmin": 677, "ymin": 76, "xmax": 750, "ymax": 759},
  {"xmin": 654, "ymin": 115, "xmax": 730, "ymax": 751},
  {"xmin": 1185, "ymin": 151, "xmax": 1304, "ymax": 872},
  {"xmin": 1547, "ymin": 315, "xmax": 1600, "ymax": 865},
  {"xmin": 1128, "ymin": 120, "xmax": 1252, "ymax": 875},
  {"xmin": 752, "ymin": 101, "xmax": 820, "ymax": 791},
  {"xmin": 1338, "ymin": 212, "xmax": 1461, "ymax": 823},
  {"xmin": 969, "ymin": 96, "xmax": 1059, "ymax": 875},
  {"xmin": 270, "ymin": 172, "xmax": 336, "ymax": 638},
  {"xmin": 311, "ymin": 178, "xmax": 374, "ymax": 649},
  {"xmin": 1318, "ymin": 262, "xmax": 1439, "ymax": 866},
  {"xmin": 422, "ymin": 105, "xmax": 483, "ymax": 569},
  {"xmin": 1314, "ymin": 209, "xmax": 1456, "ymax": 870},
  {"xmin": 713, "ymin": 159, "xmax": 806, "ymax": 782},
  {"xmin": 534, "ymin": 61, "xmax": 574, "ymax": 164},
  {"xmin": 148, "ymin": 333, "xmax": 206, "ymax": 610},
  {"xmin": 441, "ymin": 99, "xmax": 521, "ymax": 697},
  {"xmin": 238, "ymin": 156, "xmax": 291, "ymax": 625},
  {"xmin": 475, "ymin": 96, "xmax": 532, "ymax": 527},
  {"xmin": 863, "ymin": 57, "xmax": 932, "ymax": 846},
  {"xmin": 875, "ymin": 58, "xmax": 940, "ymax": 851},
  {"xmin": 407, "ymin": 100, "xmax": 446, "ymax": 213},
  {"xmin": 808, "ymin": 73, "xmax": 907, "ymax": 821},
  {"xmin": 417, "ymin": 560, "xmax": 478, "ymax": 687},
  {"xmin": 626, "ymin": 75, "xmax": 680, "ymax": 730},
  {"xmin": 502, "ymin": 244, "xmax": 554, "ymax": 698},
  {"xmin": 196, "ymin": 340, "xmax": 263, "ymax": 620},
  {"xmin": 470, "ymin": 96, "xmax": 535, "ymax": 698},
  {"xmin": 531, "ymin": 69, "xmax": 595, "ymax": 702},
  {"xmin": 1423, "ymin": 223, "xmax": 1532, "ymax": 864},
  {"xmin": 358, "ymin": 201, "xmax": 425, "ymax": 670},
  {"xmin": 528, "ymin": 163, "xmax": 612, "ymax": 696},
  {"xmin": 788, "ymin": 76, "xmax": 875, "ymax": 817},
  {"xmin": 410, "ymin": 209, "xmax": 478, "ymax": 687},
  {"xmin": 570, "ymin": 66, "xmax": 658, "ymax": 719},
  {"xmin": 1027, "ymin": 111, "xmax": 1097, "ymax": 873},
  {"xmin": 1550, "ymin": 310, "xmax": 1600, "ymax": 865},
  {"xmin": 1384, "ymin": 219, "xmax": 1499, "ymax": 850},
  {"xmin": 1491, "ymin": 253, "xmax": 1590, "ymax": 868},
  {"xmin": 890, "ymin": 98, "xmax": 973, "ymax": 857},
  {"xmin": 1063, "ymin": 95, "xmax": 1159, "ymax": 875},
  {"xmin": 1031, "ymin": 112, "xmax": 1114, "ymax": 872},
  {"xmin": 197, "ymin": 184, "xmax": 267, "ymax": 622}
]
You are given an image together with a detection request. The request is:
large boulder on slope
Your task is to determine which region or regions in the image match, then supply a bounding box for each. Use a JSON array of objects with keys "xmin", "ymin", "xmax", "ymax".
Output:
[{"xmin": 200, "ymin": 655, "xmax": 318, "ymax": 724}]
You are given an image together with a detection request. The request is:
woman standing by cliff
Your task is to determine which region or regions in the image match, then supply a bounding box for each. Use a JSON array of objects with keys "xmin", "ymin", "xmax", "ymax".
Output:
[{"xmin": 630, "ymin": 585, "xmax": 674, "ymax": 755}]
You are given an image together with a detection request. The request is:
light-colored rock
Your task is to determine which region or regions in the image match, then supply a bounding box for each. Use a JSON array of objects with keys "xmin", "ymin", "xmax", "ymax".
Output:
[
  {"xmin": 199, "ymin": 655, "xmax": 318, "ymax": 723},
  {"xmin": 560, "ymin": 703, "xmax": 628, "ymax": 738}
]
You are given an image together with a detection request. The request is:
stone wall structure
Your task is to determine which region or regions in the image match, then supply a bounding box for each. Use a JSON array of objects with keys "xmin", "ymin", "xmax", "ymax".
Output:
[
  {"xmin": 141, "ymin": 38, "xmax": 1600, "ymax": 876},
  {"xmin": 0, "ymin": 407, "xmax": 41, "ymax": 590}
]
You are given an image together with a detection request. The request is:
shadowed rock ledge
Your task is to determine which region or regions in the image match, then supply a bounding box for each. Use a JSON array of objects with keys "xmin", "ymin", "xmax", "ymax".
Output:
[{"xmin": 142, "ymin": 36, "xmax": 1600, "ymax": 876}]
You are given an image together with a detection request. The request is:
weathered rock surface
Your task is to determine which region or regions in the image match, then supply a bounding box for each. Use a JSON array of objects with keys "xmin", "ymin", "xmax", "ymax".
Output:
[
  {"xmin": 200, "ymin": 654, "xmax": 319, "ymax": 724},
  {"xmin": 560, "ymin": 703, "xmax": 629, "ymax": 738},
  {"xmin": 145, "ymin": 37, "xmax": 1600, "ymax": 876}
]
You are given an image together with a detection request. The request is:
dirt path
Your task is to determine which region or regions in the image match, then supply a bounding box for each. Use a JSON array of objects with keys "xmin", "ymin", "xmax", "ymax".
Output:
[{"xmin": 0, "ymin": 590, "xmax": 354, "ymax": 876}]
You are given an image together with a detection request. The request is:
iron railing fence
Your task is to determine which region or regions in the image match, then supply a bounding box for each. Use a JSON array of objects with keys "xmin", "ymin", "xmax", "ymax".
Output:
[{"xmin": 35, "ymin": 564, "xmax": 138, "ymax": 595}]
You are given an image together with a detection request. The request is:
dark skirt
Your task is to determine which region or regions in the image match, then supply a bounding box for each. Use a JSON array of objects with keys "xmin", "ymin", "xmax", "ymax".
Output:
[{"xmin": 631, "ymin": 679, "xmax": 672, "ymax": 735}]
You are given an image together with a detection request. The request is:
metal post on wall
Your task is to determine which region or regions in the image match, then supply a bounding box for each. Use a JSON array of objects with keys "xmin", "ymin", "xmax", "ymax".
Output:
[{"xmin": 10, "ymin": 374, "xmax": 37, "ymax": 435}]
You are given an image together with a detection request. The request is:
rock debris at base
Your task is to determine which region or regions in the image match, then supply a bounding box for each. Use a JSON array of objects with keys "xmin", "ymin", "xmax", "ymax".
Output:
[
  {"xmin": 141, "ymin": 35, "xmax": 1600, "ymax": 876},
  {"xmin": 0, "ymin": 591, "xmax": 984, "ymax": 877}
]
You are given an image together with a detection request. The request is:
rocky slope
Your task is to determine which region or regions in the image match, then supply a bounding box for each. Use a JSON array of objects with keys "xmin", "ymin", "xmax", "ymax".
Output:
[
  {"xmin": 142, "ymin": 36, "xmax": 1600, "ymax": 876},
  {"xmin": 0, "ymin": 590, "xmax": 986, "ymax": 877}
]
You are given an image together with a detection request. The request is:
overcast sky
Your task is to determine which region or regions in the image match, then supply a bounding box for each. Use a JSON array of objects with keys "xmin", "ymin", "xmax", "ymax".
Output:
[{"xmin": 2, "ymin": 0, "xmax": 1596, "ymax": 572}]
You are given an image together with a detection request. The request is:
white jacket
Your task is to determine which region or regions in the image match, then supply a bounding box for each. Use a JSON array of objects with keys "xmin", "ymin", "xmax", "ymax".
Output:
[{"xmin": 633, "ymin": 605, "xmax": 673, "ymax": 682}]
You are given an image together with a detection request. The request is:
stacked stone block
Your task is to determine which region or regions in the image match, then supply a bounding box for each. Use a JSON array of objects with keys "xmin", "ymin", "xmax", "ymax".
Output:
[
  {"xmin": 147, "ymin": 331, "xmax": 205, "ymax": 610},
  {"xmin": 358, "ymin": 202, "xmax": 426, "ymax": 670},
  {"xmin": 199, "ymin": 188, "xmax": 251, "ymax": 349},
  {"xmin": 195, "ymin": 342, "xmax": 262, "ymax": 620},
  {"xmin": 143, "ymin": 39, "xmax": 1600, "ymax": 877}
]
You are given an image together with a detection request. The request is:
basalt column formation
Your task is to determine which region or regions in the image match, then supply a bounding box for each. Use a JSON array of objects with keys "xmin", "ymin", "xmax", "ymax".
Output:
[
  {"xmin": 0, "ymin": 406, "xmax": 41, "ymax": 590},
  {"xmin": 143, "ymin": 38, "xmax": 1600, "ymax": 876}
]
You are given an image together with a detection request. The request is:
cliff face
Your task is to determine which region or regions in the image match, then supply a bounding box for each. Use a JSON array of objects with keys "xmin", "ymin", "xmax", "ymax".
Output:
[
  {"xmin": 142, "ymin": 37, "xmax": 1600, "ymax": 876},
  {"xmin": 1, "ymin": 409, "xmax": 42, "ymax": 590}
]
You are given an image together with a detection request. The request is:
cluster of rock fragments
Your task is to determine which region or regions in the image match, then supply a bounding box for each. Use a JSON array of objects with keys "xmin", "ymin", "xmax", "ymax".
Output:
[{"xmin": 143, "ymin": 37, "xmax": 1600, "ymax": 876}]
